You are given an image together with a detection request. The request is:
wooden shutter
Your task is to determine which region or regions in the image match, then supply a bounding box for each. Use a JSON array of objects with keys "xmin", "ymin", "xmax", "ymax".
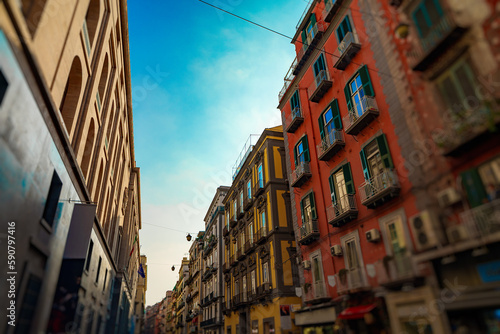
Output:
[
  {"xmin": 344, "ymin": 83, "xmax": 352, "ymax": 112},
  {"xmin": 318, "ymin": 112, "xmax": 325, "ymax": 140},
  {"xmin": 343, "ymin": 163, "xmax": 355, "ymax": 194},
  {"xmin": 461, "ymin": 169, "xmax": 487, "ymax": 208},
  {"xmin": 303, "ymin": 135, "xmax": 310, "ymax": 162},
  {"xmin": 360, "ymin": 148, "xmax": 370, "ymax": 180},
  {"xmin": 359, "ymin": 65, "xmax": 374, "ymax": 97},
  {"xmin": 376, "ymin": 134, "xmax": 394, "ymax": 169},
  {"xmin": 309, "ymin": 192, "xmax": 317, "ymax": 219},
  {"xmin": 329, "ymin": 174, "xmax": 337, "ymax": 204},
  {"xmin": 331, "ymin": 99, "xmax": 342, "ymax": 129}
]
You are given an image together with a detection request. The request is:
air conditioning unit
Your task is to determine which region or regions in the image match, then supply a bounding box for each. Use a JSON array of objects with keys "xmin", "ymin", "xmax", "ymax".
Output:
[
  {"xmin": 446, "ymin": 225, "xmax": 469, "ymax": 244},
  {"xmin": 331, "ymin": 244, "xmax": 343, "ymax": 256},
  {"xmin": 409, "ymin": 210, "xmax": 444, "ymax": 252},
  {"xmin": 303, "ymin": 260, "xmax": 311, "ymax": 269},
  {"xmin": 366, "ymin": 229, "xmax": 381, "ymax": 243},
  {"xmin": 437, "ymin": 187, "xmax": 461, "ymax": 208}
]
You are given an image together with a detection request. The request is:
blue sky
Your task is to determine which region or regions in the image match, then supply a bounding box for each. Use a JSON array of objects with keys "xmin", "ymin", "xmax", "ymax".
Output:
[{"xmin": 128, "ymin": 0, "xmax": 306, "ymax": 305}]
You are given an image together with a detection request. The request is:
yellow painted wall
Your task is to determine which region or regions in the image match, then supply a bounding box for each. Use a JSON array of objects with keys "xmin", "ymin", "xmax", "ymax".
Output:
[
  {"xmin": 266, "ymin": 192, "xmax": 272, "ymax": 232},
  {"xmin": 273, "ymin": 146, "xmax": 283, "ymax": 179},
  {"xmin": 264, "ymin": 147, "xmax": 269, "ymax": 184},
  {"xmin": 270, "ymin": 241, "xmax": 276, "ymax": 288},
  {"xmin": 277, "ymin": 190, "xmax": 288, "ymax": 227},
  {"xmin": 281, "ymin": 241, "xmax": 293, "ymax": 286}
]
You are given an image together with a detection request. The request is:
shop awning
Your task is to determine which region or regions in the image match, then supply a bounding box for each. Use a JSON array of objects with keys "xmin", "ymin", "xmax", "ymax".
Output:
[{"xmin": 338, "ymin": 304, "xmax": 376, "ymax": 320}]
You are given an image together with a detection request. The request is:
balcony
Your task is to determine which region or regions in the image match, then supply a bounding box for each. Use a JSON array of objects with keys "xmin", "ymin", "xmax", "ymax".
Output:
[
  {"xmin": 317, "ymin": 129, "xmax": 345, "ymax": 161},
  {"xmin": 256, "ymin": 227, "xmax": 268, "ymax": 244},
  {"xmin": 278, "ymin": 58, "xmax": 297, "ymax": 102},
  {"xmin": 257, "ymin": 283, "xmax": 272, "ymax": 298},
  {"xmin": 229, "ymin": 216, "xmax": 237, "ymax": 228},
  {"xmin": 432, "ymin": 104, "xmax": 498, "ymax": 157},
  {"xmin": 459, "ymin": 199, "xmax": 500, "ymax": 239},
  {"xmin": 375, "ymin": 253, "xmax": 424, "ymax": 289},
  {"xmin": 230, "ymin": 255, "xmax": 237, "ymax": 267},
  {"xmin": 360, "ymin": 170, "xmax": 400, "ymax": 209},
  {"xmin": 237, "ymin": 209, "xmax": 245, "ymax": 220},
  {"xmin": 223, "ymin": 226, "xmax": 229, "ymax": 236},
  {"xmin": 294, "ymin": 22, "xmax": 326, "ymax": 75},
  {"xmin": 407, "ymin": 11, "xmax": 467, "ymax": 71},
  {"xmin": 245, "ymin": 239, "xmax": 255, "ymax": 254},
  {"xmin": 254, "ymin": 180, "xmax": 265, "ymax": 197},
  {"xmin": 308, "ymin": 69, "xmax": 333, "ymax": 103},
  {"xmin": 327, "ymin": 194, "xmax": 358, "ymax": 227},
  {"xmin": 336, "ymin": 268, "xmax": 370, "ymax": 295},
  {"xmin": 223, "ymin": 262, "xmax": 230, "ymax": 273},
  {"xmin": 299, "ymin": 219, "xmax": 320, "ymax": 245},
  {"xmin": 322, "ymin": 0, "xmax": 344, "ymax": 23},
  {"xmin": 291, "ymin": 161, "xmax": 312, "ymax": 188},
  {"xmin": 332, "ymin": 32, "xmax": 361, "ymax": 70},
  {"xmin": 201, "ymin": 318, "xmax": 220, "ymax": 327},
  {"xmin": 177, "ymin": 301, "xmax": 185, "ymax": 310},
  {"xmin": 343, "ymin": 96, "xmax": 379, "ymax": 135},
  {"xmin": 303, "ymin": 283, "xmax": 331, "ymax": 305},
  {"xmin": 237, "ymin": 248, "xmax": 245, "ymax": 260},
  {"xmin": 244, "ymin": 196, "xmax": 254, "ymax": 210},
  {"xmin": 285, "ymin": 107, "xmax": 304, "ymax": 133}
]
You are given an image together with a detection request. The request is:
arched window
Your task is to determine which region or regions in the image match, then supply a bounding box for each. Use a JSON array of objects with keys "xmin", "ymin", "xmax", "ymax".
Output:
[
  {"xmin": 59, "ymin": 57, "xmax": 83, "ymax": 135},
  {"xmin": 97, "ymin": 54, "xmax": 109, "ymax": 111},
  {"xmin": 93, "ymin": 159, "xmax": 104, "ymax": 202},
  {"xmin": 81, "ymin": 118, "xmax": 96, "ymax": 179},
  {"xmin": 22, "ymin": 0, "xmax": 47, "ymax": 36},
  {"xmin": 85, "ymin": 0, "xmax": 101, "ymax": 46}
]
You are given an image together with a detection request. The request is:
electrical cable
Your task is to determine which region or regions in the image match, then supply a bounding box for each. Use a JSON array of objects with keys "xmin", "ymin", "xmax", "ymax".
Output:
[
  {"xmin": 195, "ymin": 0, "xmax": 404, "ymax": 82},
  {"xmin": 143, "ymin": 222, "xmax": 199, "ymax": 235}
]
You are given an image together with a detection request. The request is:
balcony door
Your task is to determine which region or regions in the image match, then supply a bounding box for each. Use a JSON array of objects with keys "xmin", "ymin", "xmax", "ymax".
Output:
[
  {"xmin": 313, "ymin": 54, "xmax": 327, "ymax": 84},
  {"xmin": 323, "ymin": 106, "xmax": 336, "ymax": 145},
  {"xmin": 350, "ymin": 74, "xmax": 365, "ymax": 117},
  {"xmin": 311, "ymin": 251, "xmax": 325, "ymax": 298},
  {"xmin": 332, "ymin": 169, "xmax": 349, "ymax": 212},
  {"xmin": 302, "ymin": 195, "xmax": 313, "ymax": 225},
  {"xmin": 341, "ymin": 232, "xmax": 366, "ymax": 288}
]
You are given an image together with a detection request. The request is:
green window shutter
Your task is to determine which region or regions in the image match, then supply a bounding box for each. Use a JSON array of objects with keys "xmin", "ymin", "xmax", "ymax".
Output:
[
  {"xmin": 294, "ymin": 143, "xmax": 298, "ymax": 167},
  {"xmin": 344, "ymin": 83, "xmax": 352, "ymax": 112},
  {"xmin": 343, "ymin": 163, "xmax": 355, "ymax": 194},
  {"xmin": 328, "ymin": 174, "xmax": 337, "ymax": 204},
  {"xmin": 300, "ymin": 198, "xmax": 305, "ymax": 223},
  {"xmin": 359, "ymin": 65, "xmax": 374, "ymax": 97},
  {"xmin": 376, "ymin": 134, "xmax": 394, "ymax": 169},
  {"xmin": 331, "ymin": 99, "xmax": 342, "ymax": 129},
  {"xmin": 318, "ymin": 113, "xmax": 325, "ymax": 140},
  {"xmin": 301, "ymin": 30, "xmax": 308, "ymax": 46},
  {"xmin": 461, "ymin": 169, "xmax": 487, "ymax": 208},
  {"xmin": 303, "ymin": 135, "xmax": 310, "ymax": 162},
  {"xmin": 309, "ymin": 192, "xmax": 317, "ymax": 219},
  {"xmin": 310, "ymin": 13, "xmax": 317, "ymax": 26},
  {"xmin": 360, "ymin": 148, "xmax": 370, "ymax": 180}
]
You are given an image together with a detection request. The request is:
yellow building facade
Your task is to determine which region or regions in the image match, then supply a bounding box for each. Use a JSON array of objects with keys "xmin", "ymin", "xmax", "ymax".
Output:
[{"xmin": 223, "ymin": 126, "xmax": 302, "ymax": 334}]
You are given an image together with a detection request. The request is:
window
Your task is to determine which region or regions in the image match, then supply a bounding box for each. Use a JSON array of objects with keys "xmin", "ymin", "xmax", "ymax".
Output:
[
  {"xmin": 85, "ymin": 240, "xmax": 94, "ymax": 272},
  {"xmin": 0, "ymin": 69, "xmax": 8, "ymax": 106},
  {"xmin": 15, "ymin": 274, "xmax": 42, "ymax": 332},
  {"xmin": 412, "ymin": 0, "xmax": 444, "ymax": 39},
  {"xmin": 249, "ymin": 223, "xmax": 254, "ymax": 243},
  {"xmin": 235, "ymin": 279, "xmax": 239, "ymax": 296},
  {"xmin": 294, "ymin": 135, "xmax": 310, "ymax": 167},
  {"xmin": 247, "ymin": 180, "xmax": 252, "ymax": 199},
  {"xmin": 311, "ymin": 251, "xmax": 325, "ymax": 298},
  {"xmin": 239, "ymin": 191, "xmax": 244, "ymax": 213},
  {"xmin": 251, "ymin": 270, "xmax": 256, "ymax": 294},
  {"xmin": 242, "ymin": 275, "xmax": 247, "ymax": 302},
  {"xmin": 302, "ymin": 14, "xmax": 317, "ymax": 45},
  {"xmin": 42, "ymin": 171, "xmax": 63, "ymax": 227},
  {"xmin": 336, "ymin": 15, "xmax": 353, "ymax": 43},
  {"xmin": 344, "ymin": 65, "xmax": 374, "ymax": 115},
  {"xmin": 263, "ymin": 262, "xmax": 269, "ymax": 283},
  {"xmin": 300, "ymin": 192, "xmax": 317, "ymax": 224},
  {"xmin": 359, "ymin": 134, "xmax": 393, "ymax": 181},
  {"xmin": 462, "ymin": 156, "xmax": 500, "ymax": 207},
  {"xmin": 436, "ymin": 57, "xmax": 480, "ymax": 117},
  {"xmin": 103, "ymin": 269, "xmax": 108, "ymax": 292},
  {"xmin": 96, "ymin": 256, "xmax": 102, "ymax": 283},
  {"xmin": 290, "ymin": 90, "xmax": 301, "ymax": 117},
  {"xmin": 233, "ymin": 200, "xmax": 237, "ymax": 220},
  {"xmin": 258, "ymin": 163, "xmax": 264, "ymax": 188},
  {"xmin": 260, "ymin": 210, "xmax": 266, "ymax": 234},
  {"xmin": 313, "ymin": 54, "xmax": 327, "ymax": 83},
  {"xmin": 341, "ymin": 231, "xmax": 366, "ymax": 288},
  {"xmin": 318, "ymin": 99, "xmax": 342, "ymax": 142},
  {"xmin": 328, "ymin": 163, "xmax": 355, "ymax": 210}
]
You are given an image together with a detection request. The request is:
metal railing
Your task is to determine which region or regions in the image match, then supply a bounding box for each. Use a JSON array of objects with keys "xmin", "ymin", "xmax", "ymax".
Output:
[
  {"xmin": 337, "ymin": 32, "xmax": 358, "ymax": 55},
  {"xmin": 459, "ymin": 199, "xmax": 500, "ymax": 238},
  {"xmin": 291, "ymin": 161, "xmax": 311, "ymax": 185},
  {"xmin": 336, "ymin": 267, "xmax": 367, "ymax": 294},
  {"xmin": 317, "ymin": 129, "xmax": 344, "ymax": 156},
  {"xmin": 297, "ymin": 22, "xmax": 326, "ymax": 62},
  {"xmin": 300, "ymin": 219, "xmax": 319, "ymax": 240},
  {"xmin": 278, "ymin": 58, "xmax": 297, "ymax": 102},
  {"xmin": 326, "ymin": 194, "xmax": 357, "ymax": 221},
  {"xmin": 307, "ymin": 68, "xmax": 331, "ymax": 97},
  {"xmin": 343, "ymin": 96, "xmax": 378, "ymax": 130},
  {"xmin": 359, "ymin": 170, "xmax": 399, "ymax": 203},
  {"xmin": 376, "ymin": 253, "xmax": 417, "ymax": 285},
  {"xmin": 286, "ymin": 106, "xmax": 303, "ymax": 128}
]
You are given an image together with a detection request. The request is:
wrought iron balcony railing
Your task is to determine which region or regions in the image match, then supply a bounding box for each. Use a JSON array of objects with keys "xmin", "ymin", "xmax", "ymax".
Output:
[
  {"xmin": 326, "ymin": 194, "xmax": 358, "ymax": 227},
  {"xmin": 290, "ymin": 161, "xmax": 312, "ymax": 188},
  {"xmin": 332, "ymin": 32, "xmax": 361, "ymax": 70},
  {"xmin": 343, "ymin": 96, "xmax": 379, "ymax": 135},
  {"xmin": 317, "ymin": 129, "xmax": 345, "ymax": 161},
  {"xmin": 308, "ymin": 68, "xmax": 333, "ymax": 103},
  {"xmin": 285, "ymin": 106, "xmax": 304, "ymax": 133},
  {"xmin": 359, "ymin": 170, "xmax": 400, "ymax": 208},
  {"xmin": 299, "ymin": 218, "xmax": 320, "ymax": 245}
]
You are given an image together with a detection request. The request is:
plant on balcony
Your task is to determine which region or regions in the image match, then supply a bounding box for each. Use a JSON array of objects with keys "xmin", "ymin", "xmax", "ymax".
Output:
[{"xmin": 338, "ymin": 268, "xmax": 348, "ymax": 284}]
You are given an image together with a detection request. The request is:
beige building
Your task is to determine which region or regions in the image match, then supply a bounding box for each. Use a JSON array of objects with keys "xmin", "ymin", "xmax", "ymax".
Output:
[{"xmin": 0, "ymin": 0, "xmax": 142, "ymax": 332}]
